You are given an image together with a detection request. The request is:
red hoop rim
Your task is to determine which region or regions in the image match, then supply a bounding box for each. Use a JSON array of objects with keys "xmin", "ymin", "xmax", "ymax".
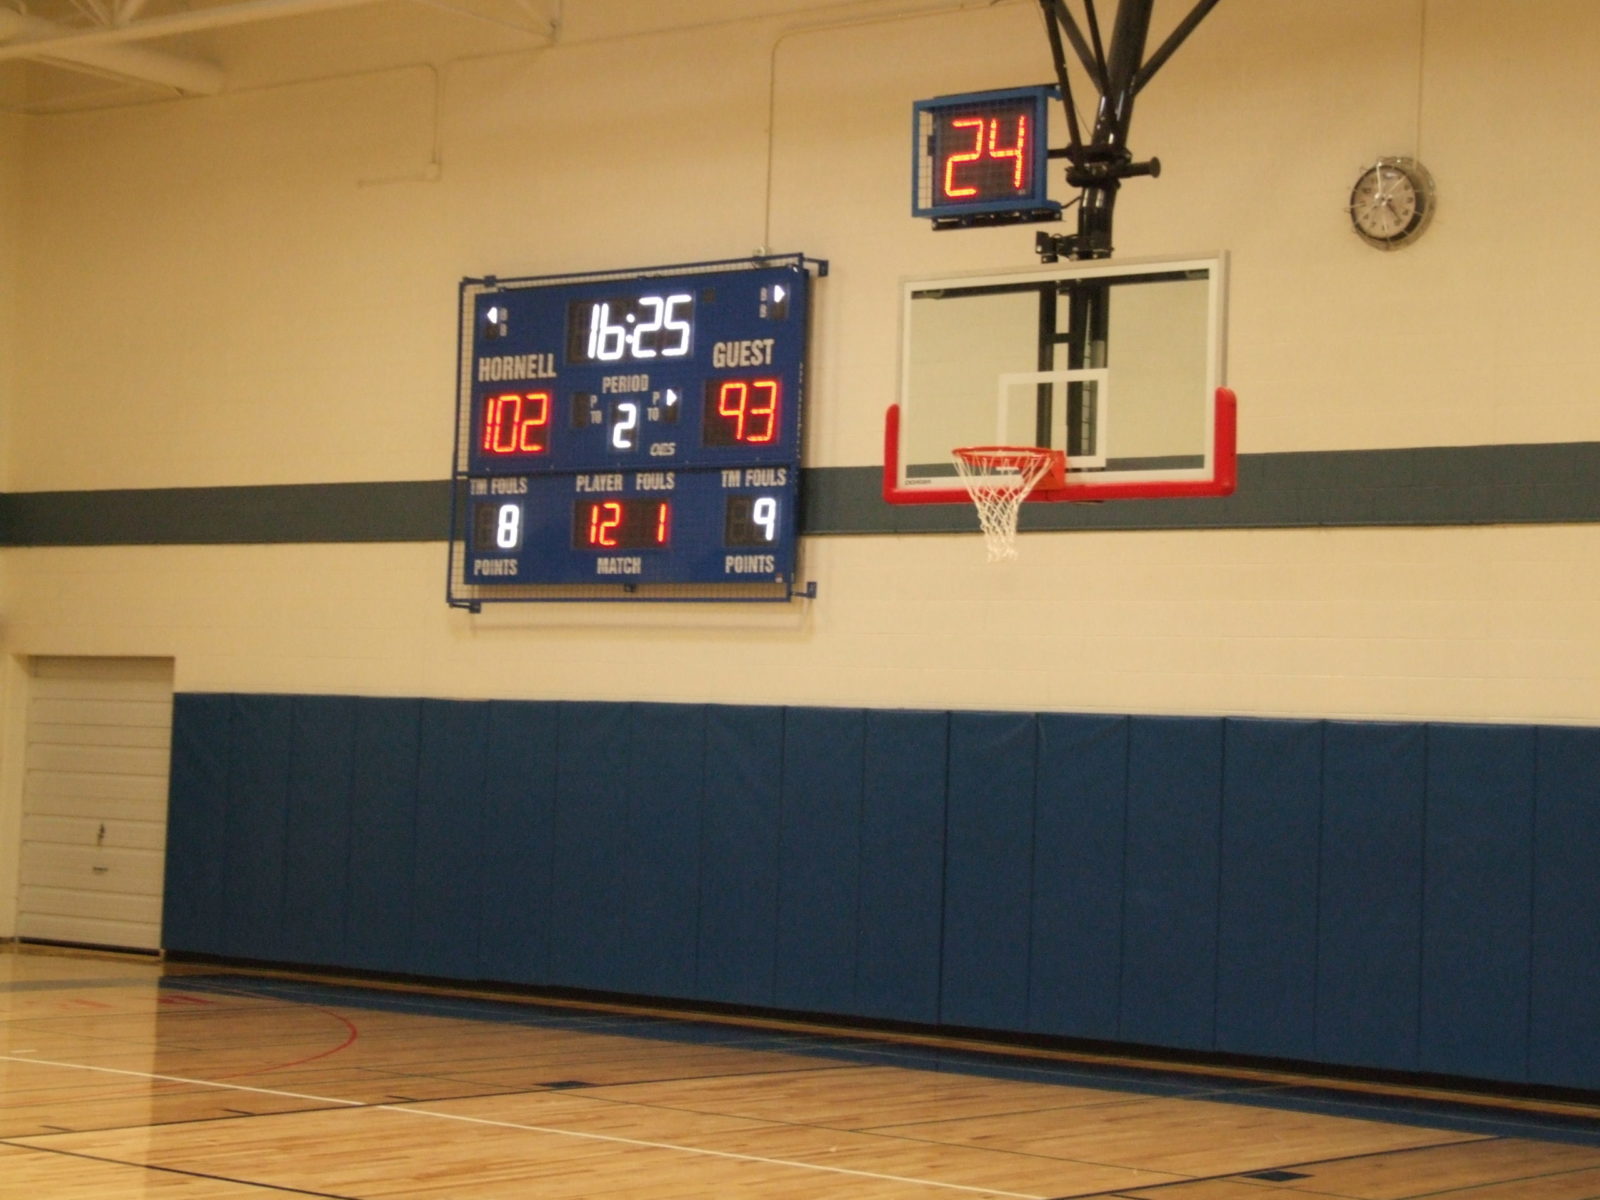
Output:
[{"xmin": 951, "ymin": 445, "xmax": 1066, "ymax": 489}]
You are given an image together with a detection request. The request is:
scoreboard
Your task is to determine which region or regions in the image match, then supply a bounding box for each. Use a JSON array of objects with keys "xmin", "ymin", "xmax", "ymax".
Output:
[{"xmin": 447, "ymin": 255, "xmax": 823, "ymax": 605}]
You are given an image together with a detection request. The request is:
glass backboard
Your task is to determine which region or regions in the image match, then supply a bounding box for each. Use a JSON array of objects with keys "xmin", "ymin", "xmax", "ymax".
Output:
[{"xmin": 885, "ymin": 254, "xmax": 1233, "ymax": 504}]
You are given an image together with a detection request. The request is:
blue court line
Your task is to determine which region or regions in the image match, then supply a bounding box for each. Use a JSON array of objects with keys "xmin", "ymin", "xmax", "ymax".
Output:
[{"xmin": 162, "ymin": 974, "xmax": 1600, "ymax": 1148}]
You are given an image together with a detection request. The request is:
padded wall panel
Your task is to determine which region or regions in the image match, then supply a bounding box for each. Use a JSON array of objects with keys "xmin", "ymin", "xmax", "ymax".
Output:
[
  {"xmin": 1028, "ymin": 714, "xmax": 1127, "ymax": 1040},
  {"xmin": 624, "ymin": 703, "xmax": 705, "ymax": 999},
  {"xmin": 1420, "ymin": 723, "xmax": 1536, "ymax": 1083},
  {"xmin": 856, "ymin": 710, "xmax": 947, "ymax": 1024},
  {"xmin": 1119, "ymin": 717, "xmax": 1223, "ymax": 1051},
  {"xmin": 776, "ymin": 707, "xmax": 864, "ymax": 1014},
  {"xmin": 412, "ymin": 700, "xmax": 489, "ymax": 980},
  {"xmin": 942, "ymin": 711, "xmax": 1036, "ymax": 1030},
  {"xmin": 1316, "ymin": 721, "xmax": 1426, "ymax": 1071},
  {"xmin": 281, "ymin": 696, "xmax": 355, "ymax": 967},
  {"xmin": 222, "ymin": 695, "xmax": 293, "ymax": 962},
  {"xmin": 1529, "ymin": 725, "xmax": 1600, "ymax": 1089},
  {"xmin": 696, "ymin": 705, "xmax": 784, "ymax": 1006},
  {"xmin": 549, "ymin": 701, "xmax": 632, "ymax": 992},
  {"xmin": 162, "ymin": 694, "xmax": 233, "ymax": 954},
  {"xmin": 345, "ymin": 698, "xmax": 420, "ymax": 974},
  {"xmin": 1215, "ymin": 718, "xmax": 1321, "ymax": 1060},
  {"xmin": 477, "ymin": 700, "xmax": 559, "ymax": 985},
  {"xmin": 164, "ymin": 692, "xmax": 1600, "ymax": 1095}
]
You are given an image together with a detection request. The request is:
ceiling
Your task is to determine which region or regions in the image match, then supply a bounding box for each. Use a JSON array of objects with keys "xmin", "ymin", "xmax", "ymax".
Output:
[{"xmin": 0, "ymin": 0, "xmax": 559, "ymax": 113}]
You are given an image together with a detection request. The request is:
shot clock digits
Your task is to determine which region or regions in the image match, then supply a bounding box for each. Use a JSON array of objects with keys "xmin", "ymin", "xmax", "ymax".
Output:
[{"xmin": 911, "ymin": 87, "xmax": 1060, "ymax": 225}]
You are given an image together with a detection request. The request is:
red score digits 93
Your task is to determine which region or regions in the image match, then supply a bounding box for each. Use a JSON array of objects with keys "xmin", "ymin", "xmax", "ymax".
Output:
[{"xmin": 704, "ymin": 378, "xmax": 780, "ymax": 446}]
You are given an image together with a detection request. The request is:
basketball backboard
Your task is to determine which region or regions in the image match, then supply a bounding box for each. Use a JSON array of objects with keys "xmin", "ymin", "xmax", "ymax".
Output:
[{"xmin": 884, "ymin": 254, "xmax": 1234, "ymax": 504}]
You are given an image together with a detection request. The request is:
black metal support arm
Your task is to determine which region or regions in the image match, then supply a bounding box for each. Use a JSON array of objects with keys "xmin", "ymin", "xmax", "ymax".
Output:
[{"xmin": 1035, "ymin": 0, "xmax": 1222, "ymax": 261}]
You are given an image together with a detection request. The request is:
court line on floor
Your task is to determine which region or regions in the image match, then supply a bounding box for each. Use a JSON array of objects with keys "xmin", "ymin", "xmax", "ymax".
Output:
[
  {"xmin": 0, "ymin": 1053, "xmax": 1052, "ymax": 1199},
  {"xmin": 0, "ymin": 1141, "xmax": 356, "ymax": 1200}
]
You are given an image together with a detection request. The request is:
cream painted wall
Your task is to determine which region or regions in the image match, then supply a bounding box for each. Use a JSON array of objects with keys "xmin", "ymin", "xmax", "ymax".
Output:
[
  {"xmin": 0, "ymin": 113, "xmax": 18, "ymax": 935},
  {"xmin": 0, "ymin": 111, "xmax": 16, "ymax": 473},
  {"xmin": 4, "ymin": 0, "xmax": 1600, "ymax": 727}
]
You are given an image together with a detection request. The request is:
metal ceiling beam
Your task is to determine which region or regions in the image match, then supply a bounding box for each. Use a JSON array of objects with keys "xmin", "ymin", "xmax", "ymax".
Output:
[
  {"xmin": 0, "ymin": 7, "xmax": 224, "ymax": 94},
  {"xmin": 0, "ymin": 0, "xmax": 556, "ymax": 101}
]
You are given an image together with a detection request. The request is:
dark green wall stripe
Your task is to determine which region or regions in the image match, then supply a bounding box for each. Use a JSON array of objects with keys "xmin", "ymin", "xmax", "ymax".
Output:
[
  {"xmin": 808, "ymin": 442, "xmax": 1600, "ymax": 534},
  {"xmin": 0, "ymin": 481, "xmax": 453, "ymax": 546},
  {"xmin": 2, "ymin": 442, "xmax": 1598, "ymax": 547}
]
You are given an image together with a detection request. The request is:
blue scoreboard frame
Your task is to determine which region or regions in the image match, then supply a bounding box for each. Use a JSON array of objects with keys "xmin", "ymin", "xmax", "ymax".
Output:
[{"xmin": 447, "ymin": 254, "xmax": 824, "ymax": 606}]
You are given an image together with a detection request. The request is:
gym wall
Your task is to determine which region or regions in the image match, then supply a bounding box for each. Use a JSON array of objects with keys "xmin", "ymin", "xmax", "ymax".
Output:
[{"xmin": 4, "ymin": 0, "xmax": 1599, "ymax": 1089}]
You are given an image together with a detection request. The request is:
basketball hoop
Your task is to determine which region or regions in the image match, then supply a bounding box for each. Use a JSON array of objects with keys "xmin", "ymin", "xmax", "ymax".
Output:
[{"xmin": 951, "ymin": 445, "xmax": 1066, "ymax": 562}]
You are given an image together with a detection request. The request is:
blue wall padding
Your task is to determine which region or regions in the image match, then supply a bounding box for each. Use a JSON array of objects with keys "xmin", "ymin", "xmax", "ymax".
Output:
[
  {"xmin": 162, "ymin": 695, "xmax": 1600, "ymax": 1091},
  {"xmin": 1119, "ymin": 717, "xmax": 1223, "ymax": 1050},
  {"xmin": 476, "ymin": 701, "xmax": 558, "ymax": 984},
  {"xmin": 1214, "ymin": 718, "xmax": 1321, "ymax": 1061},
  {"xmin": 1029, "ymin": 714, "xmax": 1127, "ymax": 1040},
  {"xmin": 281, "ymin": 696, "xmax": 354, "ymax": 967},
  {"xmin": 624, "ymin": 702, "xmax": 705, "ymax": 999},
  {"xmin": 697, "ymin": 705, "xmax": 784, "ymax": 1006},
  {"xmin": 222, "ymin": 694, "xmax": 292, "ymax": 963},
  {"xmin": 775, "ymin": 706, "xmax": 864, "ymax": 1014},
  {"xmin": 1420, "ymin": 723, "xmax": 1536, "ymax": 1082},
  {"xmin": 344, "ymin": 698, "xmax": 419, "ymax": 974},
  {"xmin": 942, "ymin": 711, "xmax": 1037, "ymax": 1030},
  {"xmin": 1530, "ymin": 726, "xmax": 1600, "ymax": 1089},
  {"xmin": 162, "ymin": 693, "xmax": 232, "ymax": 955},
  {"xmin": 412, "ymin": 700, "xmax": 489, "ymax": 981},
  {"xmin": 856, "ymin": 710, "xmax": 947, "ymax": 1024},
  {"xmin": 1315, "ymin": 721, "xmax": 1425, "ymax": 1071},
  {"xmin": 548, "ymin": 701, "xmax": 632, "ymax": 992}
]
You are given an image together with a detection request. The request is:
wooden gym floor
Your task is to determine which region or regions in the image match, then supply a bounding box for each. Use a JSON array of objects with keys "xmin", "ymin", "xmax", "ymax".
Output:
[{"xmin": 3, "ymin": 945, "xmax": 1599, "ymax": 1198}]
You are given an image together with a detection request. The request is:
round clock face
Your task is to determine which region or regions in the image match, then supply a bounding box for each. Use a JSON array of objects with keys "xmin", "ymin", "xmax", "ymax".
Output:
[{"xmin": 1349, "ymin": 158, "xmax": 1435, "ymax": 249}]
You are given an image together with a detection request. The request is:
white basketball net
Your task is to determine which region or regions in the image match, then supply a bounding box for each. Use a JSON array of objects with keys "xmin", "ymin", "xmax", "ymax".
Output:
[{"xmin": 951, "ymin": 446, "xmax": 1059, "ymax": 562}]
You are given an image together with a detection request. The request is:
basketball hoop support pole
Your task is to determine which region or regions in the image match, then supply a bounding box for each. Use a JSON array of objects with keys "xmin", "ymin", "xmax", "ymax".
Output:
[{"xmin": 1036, "ymin": 0, "xmax": 1224, "ymax": 261}]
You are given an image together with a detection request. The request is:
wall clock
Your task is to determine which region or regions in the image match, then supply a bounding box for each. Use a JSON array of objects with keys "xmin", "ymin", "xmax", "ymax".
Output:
[{"xmin": 1349, "ymin": 157, "xmax": 1436, "ymax": 249}]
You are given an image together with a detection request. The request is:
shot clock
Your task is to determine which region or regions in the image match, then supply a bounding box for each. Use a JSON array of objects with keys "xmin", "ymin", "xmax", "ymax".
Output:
[
  {"xmin": 448, "ymin": 255, "xmax": 824, "ymax": 605},
  {"xmin": 912, "ymin": 85, "xmax": 1062, "ymax": 227}
]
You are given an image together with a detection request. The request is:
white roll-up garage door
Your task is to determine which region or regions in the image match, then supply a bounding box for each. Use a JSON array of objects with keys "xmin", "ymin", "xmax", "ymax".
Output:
[{"xmin": 16, "ymin": 656, "xmax": 175, "ymax": 952}]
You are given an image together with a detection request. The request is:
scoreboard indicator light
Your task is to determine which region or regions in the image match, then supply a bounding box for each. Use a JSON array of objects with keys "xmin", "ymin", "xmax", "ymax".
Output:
[
  {"xmin": 912, "ymin": 85, "xmax": 1062, "ymax": 227},
  {"xmin": 449, "ymin": 255, "xmax": 824, "ymax": 605}
]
